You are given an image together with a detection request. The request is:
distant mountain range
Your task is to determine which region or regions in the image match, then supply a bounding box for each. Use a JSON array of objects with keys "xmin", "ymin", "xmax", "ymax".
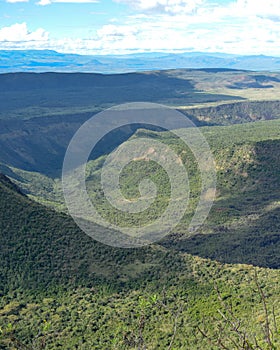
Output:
[{"xmin": 1, "ymin": 50, "xmax": 280, "ymax": 73}]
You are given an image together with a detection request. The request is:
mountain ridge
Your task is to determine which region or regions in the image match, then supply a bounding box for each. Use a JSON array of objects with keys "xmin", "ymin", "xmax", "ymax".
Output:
[{"xmin": 1, "ymin": 49, "xmax": 280, "ymax": 73}]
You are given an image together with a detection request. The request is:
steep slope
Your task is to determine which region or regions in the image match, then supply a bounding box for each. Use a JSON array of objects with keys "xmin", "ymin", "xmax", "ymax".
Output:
[
  {"xmin": 1, "ymin": 174, "xmax": 280, "ymax": 349},
  {"xmin": 2, "ymin": 119, "xmax": 279, "ymax": 269},
  {"xmin": 49, "ymin": 120, "xmax": 280, "ymax": 266},
  {"xmin": 0, "ymin": 173, "xmax": 183, "ymax": 294},
  {"xmin": 2, "ymin": 71, "xmax": 280, "ymax": 177},
  {"xmin": 0, "ymin": 70, "xmax": 240, "ymax": 177},
  {"xmin": 169, "ymin": 122, "xmax": 280, "ymax": 267},
  {"xmin": 0, "ymin": 71, "xmax": 232, "ymax": 119},
  {"xmin": 133, "ymin": 121, "xmax": 280, "ymax": 267}
]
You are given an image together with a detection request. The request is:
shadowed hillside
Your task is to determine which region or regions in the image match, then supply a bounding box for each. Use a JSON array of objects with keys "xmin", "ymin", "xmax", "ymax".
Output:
[
  {"xmin": 1, "ymin": 70, "xmax": 280, "ymax": 178},
  {"xmin": 0, "ymin": 173, "xmax": 183, "ymax": 293},
  {"xmin": 1, "ymin": 173, "xmax": 280, "ymax": 349},
  {"xmin": 3, "ymin": 119, "xmax": 279, "ymax": 270}
]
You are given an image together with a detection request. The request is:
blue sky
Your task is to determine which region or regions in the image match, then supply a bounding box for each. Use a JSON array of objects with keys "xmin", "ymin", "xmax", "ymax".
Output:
[{"xmin": 1, "ymin": 0, "xmax": 280, "ymax": 55}]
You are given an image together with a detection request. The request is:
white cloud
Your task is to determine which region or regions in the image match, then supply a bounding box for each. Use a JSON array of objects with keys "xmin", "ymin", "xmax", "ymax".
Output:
[
  {"xmin": 88, "ymin": 1, "xmax": 280, "ymax": 56},
  {"xmin": 230, "ymin": 0, "xmax": 280, "ymax": 18},
  {"xmin": 0, "ymin": 23, "xmax": 48, "ymax": 42},
  {"xmin": 6, "ymin": 0, "xmax": 29, "ymax": 3},
  {"xmin": 114, "ymin": 0, "xmax": 204, "ymax": 14},
  {"xmin": 1, "ymin": 1, "xmax": 280, "ymax": 56},
  {"xmin": 115, "ymin": 0, "xmax": 280, "ymax": 18},
  {"xmin": 97, "ymin": 24, "xmax": 139, "ymax": 39},
  {"xmin": 37, "ymin": 0, "xmax": 98, "ymax": 5}
]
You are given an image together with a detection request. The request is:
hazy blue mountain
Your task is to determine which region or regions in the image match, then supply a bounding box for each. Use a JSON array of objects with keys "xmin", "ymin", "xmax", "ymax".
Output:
[{"xmin": 1, "ymin": 50, "xmax": 280, "ymax": 73}]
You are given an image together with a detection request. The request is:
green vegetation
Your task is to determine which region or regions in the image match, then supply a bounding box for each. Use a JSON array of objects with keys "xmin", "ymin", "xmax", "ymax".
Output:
[
  {"xmin": 2, "ymin": 70, "xmax": 280, "ymax": 179},
  {"xmin": 5, "ymin": 118, "xmax": 279, "ymax": 268},
  {"xmin": 0, "ymin": 71, "xmax": 242, "ymax": 121},
  {"xmin": 181, "ymin": 100, "xmax": 280, "ymax": 125},
  {"xmin": 0, "ymin": 174, "xmax": 280, "ymax": 349},
  {"xmin": 1, "ymin": 71, "xmax": 280, "ymax": 349}
]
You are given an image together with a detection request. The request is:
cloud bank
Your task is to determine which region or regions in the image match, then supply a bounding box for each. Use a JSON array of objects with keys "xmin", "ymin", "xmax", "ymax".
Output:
[
  {"xmin": 37, "ymin": 0, "xmax": 99, "ymax": 6},
  {"xmin": 1, "ymin": 0, "xmax": 280, "ymax": 55},
  {"xmin": 114, "ymin": 0, "xmax": 204, "ymax": 14},
  {"xmin": 0, "ymin": 23, "xmax": 48, "ymax": 43}
]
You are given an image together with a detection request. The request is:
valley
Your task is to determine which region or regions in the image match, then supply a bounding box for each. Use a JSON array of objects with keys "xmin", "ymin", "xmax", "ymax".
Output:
[{"xmin": 0, "ymin": 69, "xmax": 279, "ymax": 349}]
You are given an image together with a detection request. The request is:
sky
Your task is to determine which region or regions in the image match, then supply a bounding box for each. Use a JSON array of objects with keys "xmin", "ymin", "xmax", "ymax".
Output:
[{"xmin": 1, "ymin": 0, "xmax": 280, "ymax": 55}]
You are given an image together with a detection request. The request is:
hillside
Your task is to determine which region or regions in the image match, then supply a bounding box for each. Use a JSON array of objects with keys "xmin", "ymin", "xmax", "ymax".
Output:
[
  {"xmin": 4, "ymin": 118, "xmax": 279, "ymax": 269},
  {"xmin": 163, "ymin": 121, "xmax": 280, "ymax": 267},
  {"xmin": 79, "ymin": 119, "xmax": 280, "ymax": 268},
  {"xmin": 1, "ymin": 174, "xmax": 280, "ymax": 349},
  {"xmin": 1, "ymin": 70, "xmax": 280, "ymax": 178},
  {"xmin": 0, "ymin": 70, "xmax": 280, "ymax": 349},
  {"xmin": 0, "ymin": 173, "xmax": 178, "ymax": 293},
  {"xmin": 0, "ymin": 70, "xmax": 242, "ymax": 121}
]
